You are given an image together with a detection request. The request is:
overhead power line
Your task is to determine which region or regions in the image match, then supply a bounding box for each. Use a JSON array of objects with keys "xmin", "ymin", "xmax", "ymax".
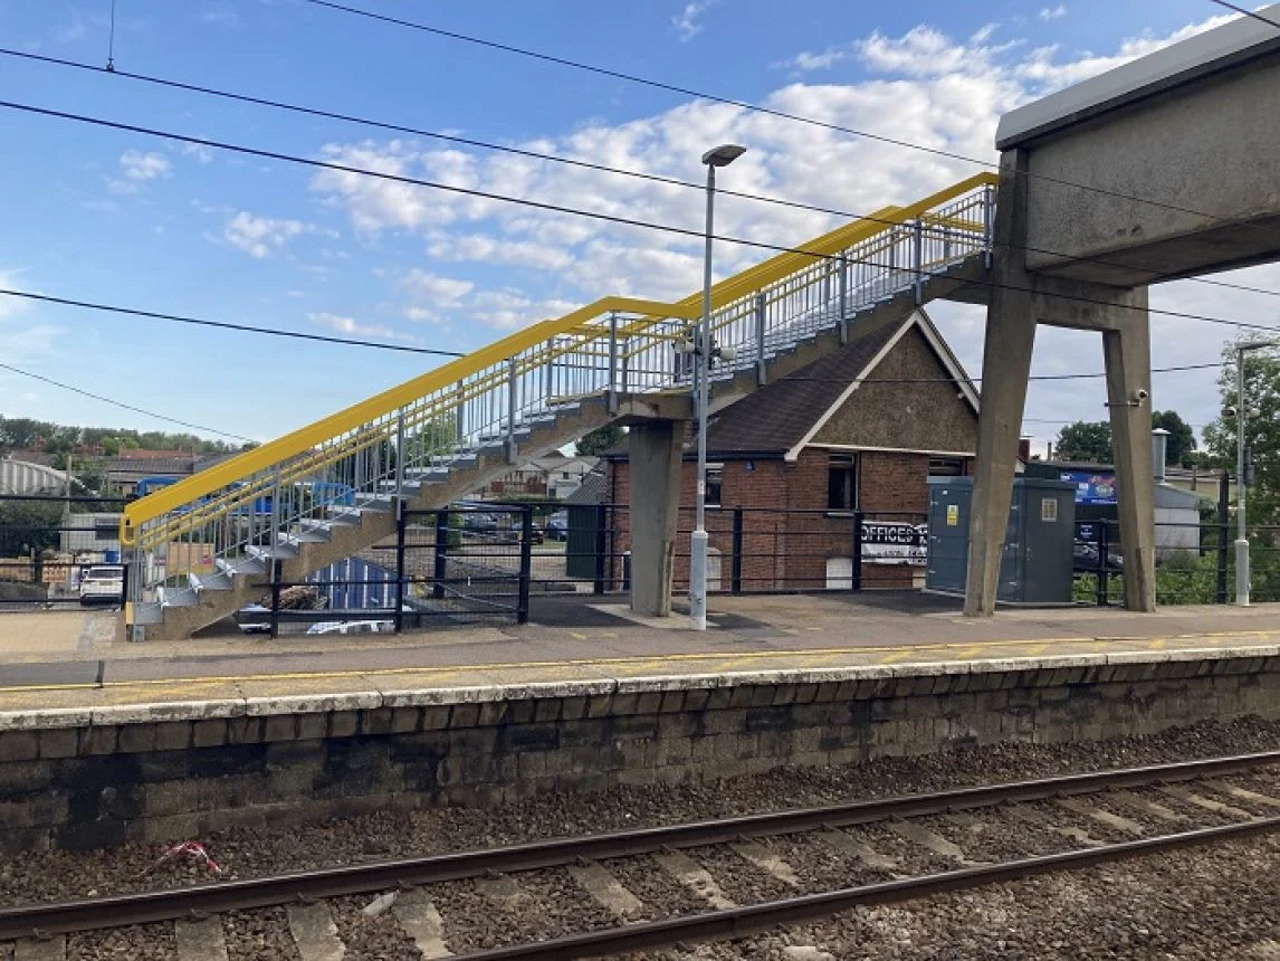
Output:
[
  {"xmin": 3, "ymin": 48, "xmax": 1276, "ymax": 302},
  {"xmin": 304, "ymin": 0, "xmax": 1279, "ymax": 237},
  {"xmin": 1207, "ymin": 0, "xmax": 1280, "ymax": 28},
  {"xmin": 0, "ymin": 288, "xmax": 465, "ymax": 358},
  {"xmin": 5, "ymin": 99, "xmax": 1280, "ymax": 343},
  {"xmin": 777, "ymin": 361, "xmax": 1226, "ymax": 385},
  {"xmin": 0, "ymin": 360, "xmax": 256, "ymax": 443}
]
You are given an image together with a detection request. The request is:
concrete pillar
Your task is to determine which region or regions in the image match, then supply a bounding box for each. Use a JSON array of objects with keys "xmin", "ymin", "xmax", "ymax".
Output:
[
  {"xmin": 1103, "ymin": 294, "xmax": 1156, "ymax": 611},
  {"xmin": 628, "ymin": 419, "xmax": 685, "ymax": 617},
  {"xmin": 965, "ymin": 150, "xmax": 1036, "ymax": 617}
]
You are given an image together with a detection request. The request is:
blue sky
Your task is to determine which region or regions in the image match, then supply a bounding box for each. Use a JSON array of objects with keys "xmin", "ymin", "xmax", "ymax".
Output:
[{"xmin": 0, "ymin": 0, "xmax": 1270, "ymax": 453}]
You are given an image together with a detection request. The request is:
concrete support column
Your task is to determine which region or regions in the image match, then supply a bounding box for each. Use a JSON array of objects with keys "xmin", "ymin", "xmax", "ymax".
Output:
[
  {"xmin": 628, "ymin": 419, "xmax": 685, "ymax": 617},
  {"xmin": 965, "ymin": 150, "xmax": 1036, "ymax": 617},
  {"xmin": 1103, "ymin": 292, "xmax": 1156, "ymax": 611}
]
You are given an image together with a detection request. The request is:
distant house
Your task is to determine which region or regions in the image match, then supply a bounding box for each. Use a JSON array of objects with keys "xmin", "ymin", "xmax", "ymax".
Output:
[
  {"xmin": 479, "ymin": 455, "xmax": 600, "ymax": 501},
  {"xmin": 106, "ymin": 452, "xmax": 236, "ymax": 497},
  {"xmin": 604, "ymin": 308, "xmax": 979, "ymax": 591}
]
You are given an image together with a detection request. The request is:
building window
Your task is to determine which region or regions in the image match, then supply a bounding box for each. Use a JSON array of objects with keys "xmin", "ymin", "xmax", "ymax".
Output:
[
  {"xmin": 827, "ymin": 453, "xmax": 857, "ymax": 511},
  {"xmin": 705, "ymin": 464, "xmax": 723, "ymax": 507},
  {"xmin": 928, "ymin": 457, "xmax": 965, "ymax": 477}
]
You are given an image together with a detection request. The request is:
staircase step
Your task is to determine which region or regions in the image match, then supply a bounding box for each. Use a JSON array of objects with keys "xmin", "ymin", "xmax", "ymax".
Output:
[
  {"xmin": 375, "ymin": 479, "xmax": 424, "ymax": 496},
  {"xmin": 132, "ymin": 600, "xmax": 164, "ymax": 625},
  {"xmin": 158, "ymin": 585, "xmax": 198, "ymax": 609},
  {"xmin": 188, "ymin": 570, "xmax": 233, "ymax": 593},
  {"xmin": 282, "ymin": 527, "xmax": 331, "ymax": 546},
  {"xmin": 247, "ymin": 543, "xmax": 300, "ymax": 562},
  {"xmin": 217, "ymin": 556, "xmax": 266, "ymax": 577}
]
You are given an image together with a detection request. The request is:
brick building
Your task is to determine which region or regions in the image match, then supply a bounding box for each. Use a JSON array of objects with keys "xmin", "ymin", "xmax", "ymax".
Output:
[{"xmin": 603, "ymin": 308, "xmax": 979, "ymax": 592}]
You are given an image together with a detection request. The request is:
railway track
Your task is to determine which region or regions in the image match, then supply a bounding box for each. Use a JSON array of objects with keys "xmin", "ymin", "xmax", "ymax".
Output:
[{"xmin": 4, "ymin": 751, "xmax": 1280, "ymax": 959}]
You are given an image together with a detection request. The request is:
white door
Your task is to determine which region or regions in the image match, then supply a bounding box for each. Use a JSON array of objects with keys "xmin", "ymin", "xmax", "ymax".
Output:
[{"xmin": 826, "ymin": 556, "xmax": 853, "ymax": 590}]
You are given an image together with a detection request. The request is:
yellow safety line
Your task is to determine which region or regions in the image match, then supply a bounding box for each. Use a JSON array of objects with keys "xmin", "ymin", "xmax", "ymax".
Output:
[{"xmin": 2, "ymin": 626, "xmax": 1274, "ymax": 696}]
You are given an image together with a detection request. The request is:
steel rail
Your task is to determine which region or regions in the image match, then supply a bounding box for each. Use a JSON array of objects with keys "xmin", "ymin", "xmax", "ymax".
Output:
[
  {"xmin": 450, "ymin": 817, "xmax": 1280, "ymax": 960},
  {"xmin": 1, "ymin": 750, "xmax": 1277, "ymax": 940}
]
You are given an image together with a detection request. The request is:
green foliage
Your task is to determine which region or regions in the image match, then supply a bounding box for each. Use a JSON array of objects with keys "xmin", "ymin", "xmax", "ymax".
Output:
[
  {"xmin": 1151, "ymin": 410, "xmax": 1196, "ymax": 466},
  {"xmin": 1203, "ymin": 342, "xmax": 1280, "ymax": 525},
  {"xmin": 0, "ymin": 500, "xmax": 63, "ymax": 557},
  {"xmin": 575, "ymin": 424, "xmax": 624, "ymax": 457},
  {"xmin": 1054, "ymin": 420, "xmax": 1112, "ymax": 463},
  {"xmin": 0, "ymin": 415, "xmax": 240, "ymax": 459}
]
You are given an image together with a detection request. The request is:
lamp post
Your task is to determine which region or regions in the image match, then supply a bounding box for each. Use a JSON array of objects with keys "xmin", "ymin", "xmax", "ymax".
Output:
[
  {"xmin": 1234, "ymin": 340, "xmax": 1277, "ymax": 606},
  {"xmin": 690, "ymin": 143, "xmax": 746, "ymax": 631}
]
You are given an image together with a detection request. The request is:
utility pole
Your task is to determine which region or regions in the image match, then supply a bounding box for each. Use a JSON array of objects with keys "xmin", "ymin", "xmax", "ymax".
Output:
[{"xmin": 1233, "ymin": 340, "xmax": 1277, "ymax": 606}]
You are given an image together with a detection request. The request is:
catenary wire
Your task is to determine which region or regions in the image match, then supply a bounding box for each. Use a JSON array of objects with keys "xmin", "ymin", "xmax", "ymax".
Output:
[
  {"xmin": 1207, "ymin": 0, "xmax": 1280, "ymax": 28},
  {"xmin": 0, "ymin": 360, "xmax": 255, "ymax": 443},
  {"xmin": 774, "ymin": 362, "xmax": 1227, "ymax": 384},
  {"xmin": 2, "ymin": 47, "xmax": 1277, "ymax": 301},
  {"xmin": 0, "ymin": 289, "xmax": 465, "ymax": 358},
  {"xmin": 6, "ymin": 98, "xmax": 1280, "ymax": 341},
  {"xmin": 303, "ymin": 0, "xmax": 1280, "ymax": 237}
]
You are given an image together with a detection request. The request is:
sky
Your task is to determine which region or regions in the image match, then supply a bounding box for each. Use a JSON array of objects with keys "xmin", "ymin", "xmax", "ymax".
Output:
[{"xmin": 0, "ymin": 0, "xmax": 1275, "ymax": 456}]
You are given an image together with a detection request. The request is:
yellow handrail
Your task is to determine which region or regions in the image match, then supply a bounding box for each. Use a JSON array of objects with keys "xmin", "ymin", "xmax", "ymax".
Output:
[{"xmin": 121, "ymin": 172, "xmax": 996, "ymax": 544}]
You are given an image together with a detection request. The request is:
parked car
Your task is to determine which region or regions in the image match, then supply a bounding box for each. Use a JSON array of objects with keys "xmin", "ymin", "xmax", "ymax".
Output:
[
  {"xmin": 545, "ymin": 510, "xmax": 569, "ymax": 541},
  {"xmin": 79, "ymin": 564, "xmax": 124, "ymax": 604}
]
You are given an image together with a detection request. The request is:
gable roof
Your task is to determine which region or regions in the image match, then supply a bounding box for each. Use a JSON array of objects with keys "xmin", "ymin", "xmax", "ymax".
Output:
[{"xmin": 707, "ymin": 308, "xmax": 977, "ymax": 459}]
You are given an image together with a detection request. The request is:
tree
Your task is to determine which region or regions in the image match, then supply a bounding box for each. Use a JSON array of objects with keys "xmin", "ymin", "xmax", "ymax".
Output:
[
  {"xmin": 575, "ymin": 425, "xmax": 624, "ymax": 457},
  {"xmin": 1203, "ymin": 341, "xmax": 1280, "ymax": 523},
  {"xmin": 1054, "ymin": 421, "xmax": 1112, "ymax": 463},
  {"xmin": 1152, "ymin": 410, "xmax": 1197, "ymax": 466}
]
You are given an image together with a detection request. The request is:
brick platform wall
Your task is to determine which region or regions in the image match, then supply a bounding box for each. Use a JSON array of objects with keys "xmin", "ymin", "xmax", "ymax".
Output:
[{"xmin": 1, "ymin": 648, "xmax": 1278, "ymax": 851}]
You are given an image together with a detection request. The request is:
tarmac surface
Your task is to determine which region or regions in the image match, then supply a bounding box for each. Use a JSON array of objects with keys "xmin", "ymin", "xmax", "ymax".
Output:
[{"xmin": 0, "ymin": 592, "xmax": 1277, "ymax": 717}]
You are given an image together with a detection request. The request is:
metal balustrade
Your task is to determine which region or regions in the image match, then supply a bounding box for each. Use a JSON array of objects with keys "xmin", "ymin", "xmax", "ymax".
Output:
[{"xmin": 119, "ymin": 173, "xmax": 996, "ymax": 631}]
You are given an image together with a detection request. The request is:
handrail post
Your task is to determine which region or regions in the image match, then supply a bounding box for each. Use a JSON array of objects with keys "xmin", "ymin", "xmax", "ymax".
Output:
[
  {"xmin": 607, "ymin": 310, "xmax": 619, "ymax": 415},
  {"xmin": 754, "ymin": 292, "xmax": 767, "ymax": 386},
  {"xmin": 505, "ymin": 358, "xmax": 519, "ymax": 464},
  {"xmin": 838, "ymin": 254, "xmax": 849, "ymax": 344},
  {"xmin": 269, "ymin": 466, "xmax": 281, "ymax": 566},
  {"xmin": 395, "ymin": 409, "xmax": 406, "ymax": 504},
  {"xmin": 621, "ymin": 336, "xmax": 631, "ymax": 396},
  {"xmin": 983, "ymin": 184, "xmax": 994, "ymax": 269},
  {"xmin": 913, "ymin": 219, "xmax": 924, "ymax": 304}
]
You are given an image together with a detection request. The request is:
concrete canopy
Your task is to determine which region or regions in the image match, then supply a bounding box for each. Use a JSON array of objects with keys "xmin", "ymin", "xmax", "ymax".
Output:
[{"xmin": 996, "ymin": 4, "xmax": 1280, "ymax": 287}]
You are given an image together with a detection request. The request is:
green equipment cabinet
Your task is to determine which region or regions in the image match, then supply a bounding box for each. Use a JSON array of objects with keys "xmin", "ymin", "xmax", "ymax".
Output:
[{"xmin": 926, "ymin": 476, "xmax": 1076, "ymax": 605}]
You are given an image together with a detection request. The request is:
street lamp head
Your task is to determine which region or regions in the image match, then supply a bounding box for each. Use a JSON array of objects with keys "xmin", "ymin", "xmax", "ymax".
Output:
[
  {"xmin": 1239, "ymin": 340, "xmax": 1279, "ymax": 352},
  {"xmin": 701, "ymin": 144, "xmax": 747, "ymax": 167}
]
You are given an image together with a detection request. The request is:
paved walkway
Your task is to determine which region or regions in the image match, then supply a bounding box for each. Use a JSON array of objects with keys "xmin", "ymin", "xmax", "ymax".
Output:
[{"xmin": 0, "ymin": 592, "xmax": 1277, "ymax": 715}]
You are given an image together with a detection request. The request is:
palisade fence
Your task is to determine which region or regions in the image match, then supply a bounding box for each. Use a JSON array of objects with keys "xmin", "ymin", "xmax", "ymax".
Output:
[{"xmin": 3, "ymin": 493, "xmax": 1278, "ymax": 622}]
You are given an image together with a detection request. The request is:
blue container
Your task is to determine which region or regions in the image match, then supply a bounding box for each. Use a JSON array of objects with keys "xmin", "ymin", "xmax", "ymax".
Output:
[{"xmin": 103, "ymin": 549, "xmax": 121, "ymax": 563}]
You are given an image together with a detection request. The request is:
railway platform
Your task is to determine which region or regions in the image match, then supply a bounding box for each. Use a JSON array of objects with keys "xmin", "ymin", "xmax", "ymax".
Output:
[{"xmin": 0, "ymin": 593, "xmax": 1277, "ymax": 853}]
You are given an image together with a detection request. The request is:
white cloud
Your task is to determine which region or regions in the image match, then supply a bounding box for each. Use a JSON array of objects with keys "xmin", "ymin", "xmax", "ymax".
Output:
[
  {"xmin": 308, "ymin": 312, "xmax": 405, "ymax": 341},
  {"xmin": 671, "ymin": 1, "xmax": 715, "ymax": 42},
  {"xmin": 119, "ymin": 150, "xmax": 171, "ymax": 181},
  {"xmin": 401, "ymin": 269, "xmax": 474, "ymax": 308},
  {"xmin": 223, "ymin": 212, "xmax": 312, "ymax": 259},
  {"xmin": 308, "ymin": 10, "xmax": 1260, "ymax": 437},
  {"xmin": 1040, "ymin": 5, "xmax": 1068, "ymax": 21}
]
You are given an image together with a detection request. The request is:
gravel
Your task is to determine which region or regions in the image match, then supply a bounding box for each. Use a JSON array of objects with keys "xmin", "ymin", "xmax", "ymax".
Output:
[{"xmin": 4, "ymin": 716, "xmax": 1280, "ymax": 958}]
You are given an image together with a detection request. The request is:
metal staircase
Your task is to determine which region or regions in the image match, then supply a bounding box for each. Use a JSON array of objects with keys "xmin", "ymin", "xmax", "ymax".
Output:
[{"xmin": 119, "ymin": 173, "xmax": 997, "ymax": 640}]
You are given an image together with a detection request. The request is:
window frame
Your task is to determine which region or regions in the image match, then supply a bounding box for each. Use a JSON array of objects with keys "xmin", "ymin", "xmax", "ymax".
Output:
[{"xmin": 826, "ymin": 452, "xmax": 858, "ymax": 513}]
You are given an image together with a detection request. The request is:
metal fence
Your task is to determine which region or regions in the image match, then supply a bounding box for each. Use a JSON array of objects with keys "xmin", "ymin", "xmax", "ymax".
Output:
[
  {"xmin": 0, "ymin": 493, "xmax": 131, "ymax": 608},
  {"xmin": 6, "ymin": 491, "xmax": 1279, "ymax": 622},
  {"xmin": 240, "ymin": 503, "xmax": 535, "ymax": 636}
]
